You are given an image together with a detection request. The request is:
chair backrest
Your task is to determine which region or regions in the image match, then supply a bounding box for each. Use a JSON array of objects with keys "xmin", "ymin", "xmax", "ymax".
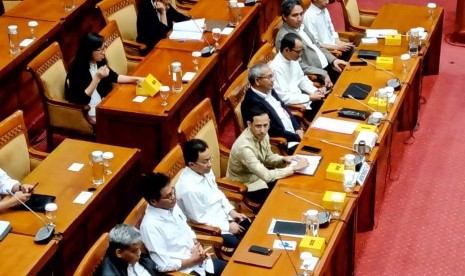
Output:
[
  {"xmin": 223, "ymin": 70, "xmax": 250, "ymax": 133},
  {"xmin": 97, "ymin": 0, "xmax": 138, "ymax": 42},
  {"xmin": 74, "ymin": 232, "xmax": 109, "ymax": 276},
  {"xmin": 248, "ymin": 42, "xmax": 277, "ymax": 68},
  {"xmin": 154, "ymin": 144, "xmax": 185, "ymax": 187},
  {"xmin": 343, "ymin": 0, "xmax": 361, "ymax": 27},
  {"xmin": 0, "ymin": 110, "xmax": 33, "ymax": 181},
  {"xmin": 27, "ymin": 42, "xmax": 67, "ymax": 102},
  {"xmin": 124, "ymin": 198, "xmax": 148, "ymax": 229},
  {"xmin": 302, "ymin": 0, "xmax": 311, "ymax": 10},
  {"xmin": 178, "ymin": 99, "xmax": 225, "ymax": 177},
  {"xmin": 261, "ymin": 16, "xmax": 282, "ymax": 45},
  {"xmin": 99, "ymin": 20, "xmax": 129, "ymax": 75}
]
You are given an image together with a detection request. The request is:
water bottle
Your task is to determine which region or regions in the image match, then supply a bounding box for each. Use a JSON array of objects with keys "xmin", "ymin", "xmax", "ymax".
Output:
[
  {"xmin": 91, "ymin": 151, "xmax": 105, "ymax": 185},
  {"xmin": 170, "ymin": 62, "xmax": 183, "ymax": 92},
  {"xmin": 305, "ymin": 209, "xmax": 319, "ymax": 237},
  {"xmin": 341, "ymin": 154, "xmax": 356, "ymax": 192},
  {"xmin": 8, "ymin": 25, "xmax": 20, "ymax": 55},
  {"xmin": 229, "ymin": 0, "xmax": 238, "ymax": 27},
  {"xmin": 408, "ymin": 28, "xmax": 420, "ymax": 56},
  {"xmin": 236, "ymin": 3, "xmax": 244, "ymax": 25},
  {"xmin": 376, "ymin": 88, "xmax": 388, "ymax": 114}
]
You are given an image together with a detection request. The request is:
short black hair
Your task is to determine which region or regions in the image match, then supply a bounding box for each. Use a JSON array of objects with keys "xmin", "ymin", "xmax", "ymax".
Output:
[
  {"xmin": 245, "ymin": 106, "xmax": 269, "ymax": 125},
  {"xmin": 140, "ymin": 172, "xmax": 170, "ymax": 202},
  {"xmin": 280, "ymin": 33, "xmax": 302, "ymax": 52},
  {"xmin": 281, "ymin": 0, "xmax": 303, "ymax": 17},
  {"xmin": 183, "ymin": 139, "xmax": 208, "ymax": 166}
]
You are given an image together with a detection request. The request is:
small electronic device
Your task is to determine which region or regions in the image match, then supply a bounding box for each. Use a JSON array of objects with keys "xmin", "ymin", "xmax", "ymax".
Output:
[
  {"xmin": 301, "ymin": 145, "xmax": 322, "ymax": 154},
  {"xmin": 249, "ymin": 245, "xmax": 273, "ymax": 255},
  {"xmin": 349, "ymin": 61, "xmax": 367, "ymax": 66},
  {"xmin": 337, "ymin": 108, "xmax": 370, "ymax": 121}
]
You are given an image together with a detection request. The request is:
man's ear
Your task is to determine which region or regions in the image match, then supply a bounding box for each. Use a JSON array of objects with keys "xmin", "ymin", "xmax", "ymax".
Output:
[
  {"xmin": 247, "ymin": 120, "xmax": 252, "ymax": 128},
  {"xmin": 149, "ymin": 198, "xmax": 158, "ymax": 207},
  {"xmin": 115, "ymin": 248, "xmax": 123, "ymax": 259}
]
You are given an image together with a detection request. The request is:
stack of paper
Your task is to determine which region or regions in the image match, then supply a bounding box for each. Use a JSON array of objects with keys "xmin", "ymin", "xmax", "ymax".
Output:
[
  {"xmin": 169, "ymin": 18, "xmax": 205, "ymax": 41},
  {"xmin": 365, "ymin": 29, "xmax": 398, "ymax": 38},
  {"xmin": 311, "ymin": 117, "xmax": 360, "ymax": 134},
  {"xmin": 0, "ymin": 220, "xmax": 11, "ymax": 241},
  {"xmin": 291, "ymin": 154, "xmax": 322, "ymax": 176}
]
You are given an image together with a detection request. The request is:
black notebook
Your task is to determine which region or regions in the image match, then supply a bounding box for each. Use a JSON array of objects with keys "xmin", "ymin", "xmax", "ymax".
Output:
[
  {"xmin": 271, "ymin": 220, "xmax": 306, "ymax": 237},
  {"xmin": 11, "ymin": 194, "xmax": 56, "ymax": 213},
  {"xmin": 342, "ymin": 83, "xmax": 372, "ymax": 100},
  {"xmin": 357, "ymin": 49, "xmax": 381, "ymax": 60}
]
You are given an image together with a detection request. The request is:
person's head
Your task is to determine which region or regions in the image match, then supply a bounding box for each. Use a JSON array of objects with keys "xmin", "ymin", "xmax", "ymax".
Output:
[
  {"xmin": 312, "ymin": 0, "xmax": 329, "ymax": 10},
  {"xmin": 141, "ymin": 173, "xmax": 176, "ymax": 209},
  {"xmin": 248, "ymin": 63, "xmax": 274, "ymax": 93},
  {"xmin": 281, "ymin": 0, "xmax": 304, "ymax": 29},
  {"xmin": 280, "ymin": 33, "xmax": 303, "ymax": 61},
  {"xmin": 245, "ymin": 106, "xmax": 270, "ymax": 141},
  {"xmin": 108, "ymin": 224, "xmax": 143, "ymax": 265},
  {"xmin": 76, "ymin": 32, "xmax": 106, "ymax": 64},
  {"xmin": 183, "ymin": 139, "xmax": 212, "ymax": 175}
]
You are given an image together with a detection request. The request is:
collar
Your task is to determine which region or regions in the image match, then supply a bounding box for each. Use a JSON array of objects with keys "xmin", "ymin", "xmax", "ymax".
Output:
[
  {"xmin": 147, "ymin": 203, "xmax": 177, "ymax": 220},
  {"xmin": 183, "ymin": 166, "xmax": 214, "ymax": 184},
  {"xmin": 309, "ymin": 3, "xmax": 324, "ymax": 14},
  {"xmin": 276, "ymin": 52, "xmax": 291, "ymax": 64},
  {"xmin": 251, "ymin": 86, "xmax": 271, "ymax": 98},
  {"xmin": 245, "ymin": 127, "xmax": 268, "ymax": 143}
]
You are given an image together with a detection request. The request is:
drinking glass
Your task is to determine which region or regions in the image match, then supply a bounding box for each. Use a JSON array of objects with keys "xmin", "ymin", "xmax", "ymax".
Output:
[
  {"xmin": 427, "ymin": 3, "xmax": 436, "ymax": 20},
  {"xmin": 28, "ymin": 21, "xmax": 38, "ymax": 40},
  {"xmin": 300, "ymin": 252, "xmax": 313, "ymax": 276},
  {"xmin": 45, "ymin": 203, "xmax": 57, "ymax": 226},
  {"xmin": 192, "ymin": 51, "xmax": 201, "ymax": 71},
  {"xmin": 212, "ymin": 28, "xmax": 221, "ymax": 47},
  {"xmin": 102, "ymin": 151, "xmax": 114, "ymax": 175},
  {"xmin": 400, "ymin": 53, "xmax": 410, "ymax": 74},
  {"xmin": 331, "ymin": 193, "xmax": 344, "ymax": 219},
  {"xmin": 159, "ymin": 86, "xmax": 170, "ymax": 106}
]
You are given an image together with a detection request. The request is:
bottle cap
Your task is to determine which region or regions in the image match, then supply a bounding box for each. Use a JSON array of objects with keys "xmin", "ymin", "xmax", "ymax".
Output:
[
  {"xmin": 102, "ymin": 151, "xmax": 114, "ymax": 159},
  {"xmin": 171, "ymin": 62, "xmax": 182, "ymax": 72},
  {"xmin": 237, "ymin": 3, "xmax": 244, "ymax": 7},
  {"xmin": 45, "ymin": 203, "xmax": 58, "ymax": 212},
  {"xmin": 306, "ymin": 209, "xmax": 319, "ymax": 217},
  {"xmin": 28, "ymin": 21, "xmax": 38, "ymax": 27},
  {"xmin": 427, "ymin": 3, "xmax": 436, "ymax": 8},
  {"xmin": 8, "ymin": 25, "xmax": 18, "ymax": 33},
  {"xmin": 160, "ymin": 86, "xmax": 170, "ymax": 92},
  {"xmin": 192, "ymin": 51, "xmax": 201, "ymax": 58}
]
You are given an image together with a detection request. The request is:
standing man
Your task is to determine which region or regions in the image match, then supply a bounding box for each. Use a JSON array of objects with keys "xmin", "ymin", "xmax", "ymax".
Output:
[
  {"xmin": 139, "ymin": 173, "xmax": 225, "ymax": 276},
  {"xmin": 176, "ymin": 139, "xmax": 251, "ymax": 250},
  {"xmin": 270, "ymin": 32, "xmax": 327, "ymax": 121},
  {"xmin": 303, "ymin": 0, "xmax": 354, "ymax": 61},
  {"xmin": 227, "ymin": 106, "xmax": 309, "ymax": 204},
  {"xmin": 242, "ymin": 62, "xmax": 304, "ymax": 154},
  {"xmin": 276, "ymin": 0, "xmax": 347, "ymax": 86}
]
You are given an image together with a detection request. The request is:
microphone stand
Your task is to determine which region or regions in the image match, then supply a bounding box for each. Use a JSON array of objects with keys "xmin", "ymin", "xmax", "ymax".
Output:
[
  {"xmin": 360, "ymin": 58, "xmax": 401, "ymax": 90},
  {"xmin": 190, "ymin": 18, "xmax": 215, "ymax": 57}
]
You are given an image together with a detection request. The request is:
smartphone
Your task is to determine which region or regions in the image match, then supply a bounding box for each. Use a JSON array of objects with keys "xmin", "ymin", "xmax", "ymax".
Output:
[
  {"xmin": 301, "ymin": 145, "xmax": 322, "ymax": 154},
  {"xmin": 249, "ymin": 245, "xmax": 273, "ymax": 255},
  {"xmin": 349, "ymin": 61, "xmax": 367, "ymax": 66}
]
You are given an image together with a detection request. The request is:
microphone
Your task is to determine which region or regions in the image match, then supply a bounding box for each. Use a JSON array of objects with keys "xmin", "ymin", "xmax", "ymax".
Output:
[
  {"xmin": 276, "ymin": 232, "xmax": 301, "ymax": 276},
  {"xmin": 190, "ymin": 18, "xmax": 215, "ymax": 57},
  {"xmin": 320, "ymin": 139, "xmax": 365, "ymax": 170},
  {"xmin": 285, "ymin": 191, "xmax": 325, "ymax": 210},
  {"xmin": 359, "ymin": 58, "xmax": 401, "ymax": 90},
  {"xmin": 284, "ymin": 191, "xmax": 332, "ymax": 228},
  {"xmin": 7, "ymin": 189, "xmax": 55, "ymax": 244}
]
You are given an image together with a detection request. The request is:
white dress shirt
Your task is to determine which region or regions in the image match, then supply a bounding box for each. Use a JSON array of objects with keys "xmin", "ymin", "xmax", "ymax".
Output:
[
  {"xmin": 88, "ymin": 63, "xmax": 102, "ymax": 119},
  {"xmin": 176, "ymin": 167, "xmax": 235, "ymax": 233},
  {"xmin": 269, "ymin": 52, "xmax": 317, "ymax": 108},
  {"xmin": 304, "ymin": 4, "xmax": 338, "ymax": 45},
  {"xmin": 0, "ymin": 168, "xmax": 19, "ymax": 195},
  {"xmin": 140, "ymin": 204, "xmax": 205, "ymax": 275},
  {"xmin": 127, "ymin": 262, "xmax": 151, "ymax": 276},
  {"xmin": 297, "ymin": 26, "xmax": 329, "ymax": 68}
]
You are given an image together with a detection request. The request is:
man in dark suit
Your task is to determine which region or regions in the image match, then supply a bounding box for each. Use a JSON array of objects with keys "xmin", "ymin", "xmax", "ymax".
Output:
[{"xmin": 242, "ymin": 63, "xmax": 304, "ymax": 154}]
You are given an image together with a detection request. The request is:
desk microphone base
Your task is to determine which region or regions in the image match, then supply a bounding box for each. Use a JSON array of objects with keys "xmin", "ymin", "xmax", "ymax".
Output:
[
  {"xmin": 387, "ymin": 78, "xmax": 401, "ymax": 91},
  {"xmin": 34, "ymin": 225, "xmax": 55, "ymax": 244},
  {"xmin": 201, "ymin": 46, "xmax": 215, "ymax": 57}
]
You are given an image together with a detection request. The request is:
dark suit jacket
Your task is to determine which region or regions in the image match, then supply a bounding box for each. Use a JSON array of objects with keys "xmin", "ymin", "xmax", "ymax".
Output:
[
  {"xmin": 136, "ymin": 1, "xmax": 189, "ymax": 53},
  {"xmin": 241, "ymin": 88, "xmax": 301, "ymax": 142},
  {"xmin": 95, "ymin": 252, "xmax": 159, "ymax": 276}
]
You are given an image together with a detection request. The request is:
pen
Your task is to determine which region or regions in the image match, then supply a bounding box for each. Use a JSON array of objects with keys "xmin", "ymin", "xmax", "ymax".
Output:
[
  {"xmin": 322, "ymin": 109, "xmax": 339, "ymax": 114},
  {"xmin": 28, "ymin": 182, "xmax": 39, "ymax": 193}
]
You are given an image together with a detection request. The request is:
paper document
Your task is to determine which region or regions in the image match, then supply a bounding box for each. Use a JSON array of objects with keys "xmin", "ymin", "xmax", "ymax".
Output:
[
  {"xmin": 311, "ymin": 117, "xmax": 359, "ymax": 134},
  {"xmin": 366, "ymin": 29, "xmax": 398, "ymax": 38},
  {"xmin": 291, "ymin": 154, "xmax": 322, "ymax": 176},
  {"xmin": 169, "ymin": 18, "xmax": 205, "ymax": 41}
]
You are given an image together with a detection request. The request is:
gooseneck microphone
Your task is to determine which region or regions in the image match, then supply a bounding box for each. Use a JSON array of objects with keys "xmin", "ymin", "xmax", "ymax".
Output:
[
  {"xmin": 320, "ymin": 139, "xmax": 365, "ymax": 171},
  {"xmin": 7, "ymin": 190, "xmax": 55, "ymax": 244},
  {"xmin": 276, "ymin": 232, "xmax": 301, "ymax": 276},
  {"xmin": 346, "ymin": 95, "xmax": 377, "ymax": 112},
  {"xmin": 285, "ymin": 191, "xmax": 325, "ymax": 210},
  {"xmin": 190, "ymin": 18, "xmax": 215, "ymax": 57},
  {"xmin": 359, "ymin": 58, "xmax": 401, "ymax": 90}
]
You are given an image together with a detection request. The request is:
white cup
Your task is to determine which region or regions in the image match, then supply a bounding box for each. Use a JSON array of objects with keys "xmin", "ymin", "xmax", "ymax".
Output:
[{"xmin": 371, "ymin": 112, "xmax": 384, "ymax": 125}]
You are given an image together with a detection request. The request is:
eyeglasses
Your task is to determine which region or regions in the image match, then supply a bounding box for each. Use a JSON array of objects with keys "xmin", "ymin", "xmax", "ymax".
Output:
[
  {"xmin": 195, "ymin": 156, "xmax": 213, "ymax": 166},
  {"xmin": 291, "ymin": 48, "xmax": 303, "ymax": 54},
  {"xmin": 257, "ymin": 73, "xmax": 274, "ymax": 80},
  {"xmin": 161, "ymin": 187, "xmax": 176, "ymax": 200}
]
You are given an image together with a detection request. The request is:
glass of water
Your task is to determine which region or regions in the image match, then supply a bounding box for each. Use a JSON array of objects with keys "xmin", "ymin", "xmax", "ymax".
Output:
[
  {"xmin": 159, "ymin": 86, "xmax": 170, "ymax": 106},
  {"xmin": 400, "ymin": 53, "xmax": 410, "ymax": 74},
  {"xmin": 192, "ymin": 51, "xmax": 201, "ymax": 71},
  {"xmin": 45, "ymin": 203, "xmax": 57, "ymax": 226},
  {"xmin": 212, "ymin": 28, "xmax": 221, "ymax": 47},
  {"xmin": 427, "ymin": 3, "xmax": 436, "ymax": 20}
]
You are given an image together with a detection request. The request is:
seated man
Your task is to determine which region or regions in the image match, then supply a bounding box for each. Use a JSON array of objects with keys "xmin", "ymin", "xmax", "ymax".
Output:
[
  {"xmin": 242, "ymin": 62, "xmax": 304, "ymax": 154},
  {"xmin": 137, "ymin": 0, "xmax": 190, "ymax": 53},
  {"xmin": 227, "ymin": 107, "xmax": 309, "ymax": 204},
  {"xmin": 276, "ymin": 0, "xmax": 347, "ymax": 86},
  {"xmin": 303, "ymin": 0, "xmax": 354, "ymax": 61},
  {"xmin": 270, "ymin": 32, "xmax": 326, "ymax": 122},
  {"xmin": 0, "ymin": 168, "xmax": 33, "ymax": 212},
  {"xmin": 139, "ymin": 173, "xmax": 226, "ymax": 276},
  {"xmin": 176, "ymin": 139, "xmax": 250, "ymax": 250},
  {"xmin": 96, "ymin": 223, "xmax": 159, "ymax": 276}
]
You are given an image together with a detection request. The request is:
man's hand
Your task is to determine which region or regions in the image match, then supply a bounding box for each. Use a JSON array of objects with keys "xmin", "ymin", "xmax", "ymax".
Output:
[
  {"xmin": 324, "ymin": 75, "xmax": 333, "ymax": 87},
  {"xmin": 14, "ymin": 191, "xmax": 31, "ymax": 204},
  {"xmin": 229, "ymin": 221, "xmax": 245, "ymax": 234},
  {"xmin": 296, "ymin": 129, "xmax": 305, "ymax": 139},
  {"xmin": 190, "ymin": 242, "xmax": 206, "ymax": 264},
  {"xmin": 336, "ymin": 40, "xmax": 354, "ymax": 52},
  {"xmin": 332, "ymin": 59, "xmax": 347, "ymax": 72},
  {"xmin": 310, "ymin": 88, "xmax": 326, "ymax": 101},
  {"xmin": 229, "ymin": 210, "xmax": 248, "ymax": 221},
  {"xmin": 291, "ymin": 156, "xmax": 309, "ymax": 172}
]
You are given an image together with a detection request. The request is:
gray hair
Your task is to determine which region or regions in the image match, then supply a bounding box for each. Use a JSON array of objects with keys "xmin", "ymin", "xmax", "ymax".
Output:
[
  {"xmin": 109, "ymin": 224, "xmax": 142, "ymax": 248},
  {"xmin": 248, "ymin": 63, "xmax": 269, "ymax": 84}
]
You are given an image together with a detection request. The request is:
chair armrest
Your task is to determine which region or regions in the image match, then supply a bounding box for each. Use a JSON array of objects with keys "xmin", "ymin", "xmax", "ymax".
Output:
[
  {"xmin": 188, "ymin": 221, "xmax": 222, "ymax": 236},
  {"xmin": 126, "ymin": 53, "xmax": 144, "ymax": 63},
  {"xmin": 338, "ymin": 31, "xmax": 357, "ymax": 42},
  {"xmin": 196, "ymin": 234, "xmax": 223, "ymax": 247},
  {"xmin": 359, "ymin": 8, "xmax": 378, "ymax": 16},
  {"xmin": 288, "ymin": 104, "xmax": 306, "ymax": 114},
  {"xmin": 122, "ymin": 39, "xmax": 147, "ymax": 52},
  {"xmin": 29, "ymin": 148, "xmax": 48, "ymax": 160},
  {"xmin": 166, "ymin": 272, "xmax": 190, "ymax": 276},
  {"xmin": 216, "ymin": 177, "xmax": 248, "ymax": 194},
  {"xmin": 223, "ymin": 190, "xmax": 244, "ymax": 203},
  {"xmin": 219, "ymin": 143, "xmax": 230, "ymax": 176},
  {"xmin": 270, "ymin": 137, "xmax": 287, "ymax": 148},
  {"xmin": 47, "ymin": 99, "xmax": 96, "ymax": 128}
]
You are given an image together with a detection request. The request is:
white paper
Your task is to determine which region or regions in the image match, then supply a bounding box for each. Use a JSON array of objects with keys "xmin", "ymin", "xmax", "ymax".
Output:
[
  {"xmin": 73, "ymin": 191, "xmax": 93, "ymax": 204},
  {"xmin": 133, "ymin": 96, "xmax": 147, "ymax": 103},
  {"xmin": 221, "ymin": 27, "xmax": 234, "ymax": 35},
  {"xmin": 68, "ymin": 163, "xmax": 84, "ymax": 172},
  {"xmin": 20, "ymin": 38, "xmax": 34, "ymax": 48},
  {"xmin": 361, "ymin": 37, "xmax": 378, "ymax": 44},
  {"xmin": 169, "ymin": 18, "xmax": 205, "ymax": 41},
  {"xmin": 299, "ymin": 256, "xmax": 319, "ymax": 271},
  {"xmin": 291, "ymin": 154, "xmax": 322, "ymax": 176},
  {"xmin": 311, "ymin": 117, "xmax": 359, "ymax": 134},
  {"xmin": 273, "ymin": 239, "xmax": 297, "ymax": 250},
  {"xmin": 366, "ymin": 29, "xmax": 398, "ymax": 38},
  {"xmin": 182, "ymin": 72, "xmax": 196, "ymax": 82}
]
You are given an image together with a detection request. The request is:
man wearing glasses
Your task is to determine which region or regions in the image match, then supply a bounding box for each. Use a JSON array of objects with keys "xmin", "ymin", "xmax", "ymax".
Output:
[
  {"xmin": 176, "ymin": 139, "xmax": 250, "ymax": 251},
  {"xmin": 270, "ymin": 32, "xmax": 326, "ymax": 121}
]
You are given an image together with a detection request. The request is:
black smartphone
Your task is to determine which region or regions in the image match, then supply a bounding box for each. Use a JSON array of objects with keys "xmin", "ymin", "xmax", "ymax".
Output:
[
  {"xmin": 249, "ymin": 245, "xmax": 273, "ymax": 255},
  {"xmin": 349, "ymin": 61, "xmax": 367, "ymax": 66},
  {"xmin": 301, "ymin": 145, "xmax": 322, "ymax": 154}
]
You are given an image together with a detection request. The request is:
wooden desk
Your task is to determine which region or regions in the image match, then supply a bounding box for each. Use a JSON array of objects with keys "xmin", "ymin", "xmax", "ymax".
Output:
[
  {"xmin": 223, "ymin": 186, "xmax": 356, "ymax": 275},
  {"xmin": 5, "ymin": 0, "xmax": 87, "ymax": 21},
  {"xmin": 97, "ymin": 49, "xmax": 218, "ymax": 172},
  {"xmin": 369, "ymin": 3, "xmax": 444, "ymax": 75},
  {"xmin": 0, "ymin": 234, "xmax": 58, "ymax": 276},
  {"xmin": 0, "ymin": 138, "xmax": 141, "ymax": 274}
]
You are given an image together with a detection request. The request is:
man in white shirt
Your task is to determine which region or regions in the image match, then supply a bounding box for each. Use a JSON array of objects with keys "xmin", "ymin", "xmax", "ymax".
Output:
[
  {"xmin": 276, "ymin": 0, "xmax": 347, "ymax": 86},
  {"xmin": 0, "ymin": 168, "xmax": 33, "ymax": 212},
  {"xmin": 270, "ymin": 32, "xmax": 327, "ymax": 121},
  {"xmin": 176, "ymin": 139, "xmax": 250, "ymax": 250},
  {"xmin": 139, "ymin": 173, "xmax": 225, "ymax": 276},
  {"xmin": 303, "ymin": 0, "xmax": 354, "ymax": 61}
]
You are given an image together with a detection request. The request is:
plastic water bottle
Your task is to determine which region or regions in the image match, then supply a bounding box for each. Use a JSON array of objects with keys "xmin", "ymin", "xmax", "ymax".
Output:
[
  {"xmin": 305, "ymin": 209, "xmax": 319, "ymax": 237},
  {"xmin": 408, "ymin": 28, "xmax": 420, "ymax": 56},
  {"xmin": 229, "ymin": 0, "xmax": 238, "ymax": 27},
  {"xmin": 8, "ymin": 25, "xmax": 20, "ymax": 55},
  {"xmin": 170, "ymin": 62, "xmax": 183, "ymax": 92},
  {"xmin": 91, "ymin": 151, "xmax": 105, "ymax": 185}
]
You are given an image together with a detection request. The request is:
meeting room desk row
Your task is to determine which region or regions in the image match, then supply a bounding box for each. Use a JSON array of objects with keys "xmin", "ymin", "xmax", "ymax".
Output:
[{"xmin": 0, "ymin": 139, "xmax": 142, "ymax": 275}]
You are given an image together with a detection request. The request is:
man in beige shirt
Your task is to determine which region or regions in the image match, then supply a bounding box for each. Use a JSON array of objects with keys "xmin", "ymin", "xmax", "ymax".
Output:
[{"xmin": 226, "ymin": 106, "xmax": 309, "ymax": 204}]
